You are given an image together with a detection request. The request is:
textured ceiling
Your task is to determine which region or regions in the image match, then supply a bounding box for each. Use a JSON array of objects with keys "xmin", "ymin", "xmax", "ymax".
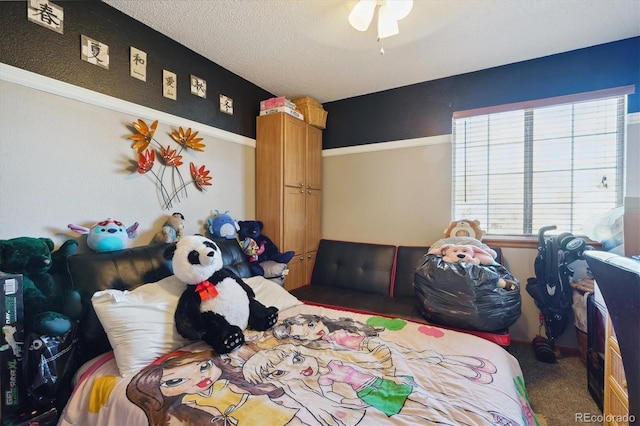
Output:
[{"xmin": 103, "ymin": 0, "xmax": 640, "ymax": 104}]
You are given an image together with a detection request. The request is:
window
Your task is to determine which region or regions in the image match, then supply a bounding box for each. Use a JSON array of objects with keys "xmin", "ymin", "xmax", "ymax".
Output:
[{"xmin": 452, "ymin": 88, "xmax": 630, "ymax": 236}]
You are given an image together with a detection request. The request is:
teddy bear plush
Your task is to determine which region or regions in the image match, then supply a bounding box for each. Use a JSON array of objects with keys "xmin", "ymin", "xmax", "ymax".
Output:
[
  {"xmin": 0, "ymin": 237, "xmax": 81, "ymax": 336},
  {"xmin": 428, "ymin": 235, "xmax": 496, "ymax": 259},
  {"xmin": 207, "ymin": 210, "xmax": 240, "ymax": 240},
  {"xmin": 164, "ymin": 235, "xmax": 279, "ymax": 354},
  {"xmin": 444, "ymin": 219, "xmax": 485, "ymax": 240},
  {"xmin": 436, "ymin": 243, "xmax": 497, "ymax": 265},
  {"xmin": 240, "ymin": 237, "xmax": 290, "ymax": 282},
  {"xmin": 237, "ymin": 220, "xmax": 295, "ymax": 265},
  {"xmin": 154, "ymin": 212, "xmax": 185, "ymax": 243}
]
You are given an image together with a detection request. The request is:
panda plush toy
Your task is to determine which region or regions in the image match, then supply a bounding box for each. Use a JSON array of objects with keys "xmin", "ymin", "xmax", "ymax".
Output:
[{"xmin": 165, "ymin": 234, "xmax": 278, "ymax": 354}]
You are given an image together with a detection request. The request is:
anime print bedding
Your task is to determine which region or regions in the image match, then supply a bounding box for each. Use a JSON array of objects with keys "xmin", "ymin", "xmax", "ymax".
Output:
[{"xmin": 58, "ymin": 304, "xmax": 537, "ymax": 426}]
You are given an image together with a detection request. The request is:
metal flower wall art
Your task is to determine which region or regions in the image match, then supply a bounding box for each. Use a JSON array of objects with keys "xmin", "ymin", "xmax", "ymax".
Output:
[{"xmin": 128, "ymin": 119, "xmax": 212, "ymax": 209}]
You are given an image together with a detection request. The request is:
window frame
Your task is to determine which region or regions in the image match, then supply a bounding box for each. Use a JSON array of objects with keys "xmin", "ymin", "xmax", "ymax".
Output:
[{"xmin": 451, "ymin": 86, "xmax": 634, "ymax": 237}]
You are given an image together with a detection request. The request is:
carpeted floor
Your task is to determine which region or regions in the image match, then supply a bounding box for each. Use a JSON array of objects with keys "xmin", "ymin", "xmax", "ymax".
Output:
[{"xmin": 508, "ymin": 342, "xmax": 603, "ymax": 426}]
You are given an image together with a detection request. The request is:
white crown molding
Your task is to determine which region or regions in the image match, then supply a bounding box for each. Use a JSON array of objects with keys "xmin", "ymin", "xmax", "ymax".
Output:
[
  {"xmin": 0, "ymin": 63, "xmax": 256, "ymax": 147},
  {"xmin": 322, "ymin": 134, "xmax": 450, "ymax": 157},
  {"xmin": 3, "ymin": 63, "xmax": 638, "ymax": 151},
  {"xmin": 325, "ymin": 113, "xmax": 640, "ymax": 157}
]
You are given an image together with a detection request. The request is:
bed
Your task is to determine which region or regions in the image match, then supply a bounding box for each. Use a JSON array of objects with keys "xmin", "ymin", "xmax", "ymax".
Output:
[{"xmin": 57, "ymin": 240, "xmax": 538, "ymax": 426}]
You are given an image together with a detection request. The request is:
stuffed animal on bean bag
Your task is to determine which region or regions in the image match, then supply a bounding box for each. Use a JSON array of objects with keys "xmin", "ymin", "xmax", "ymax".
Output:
[
  {"xmin": 444, "ymin": 219, "xmax": 485, "ymax": 240},
  {"xmin": 154, "ymin": 212, "xmax": 185, "ymax": 243},
  {"xmin": 165, "ymin": 235, "xmax": 278, "ymax": 354},
  {"xmin": 436, "ymin": 243, "xmax": 497, "ymax": 265},
  {"xmin": 498, "ymin": 278, "xmax": 519, "ymax": 291},
  {"xmin": 207, "ymin": 210, "xmax": 239, "ymax": 240},
  {"xmin": 428, "ymin": 236, "xmax": 496, "ymax": 260},
  {"xmin": 237, "ymin": 220, "xmax": 294, "ymax": 265},
  {"xmin": 68, "ymin": 218, "xmax": 139, "ymax": 251},
  {"xmin": 0, "ymin": 237, "xmax": 81, "ymax": 336}
]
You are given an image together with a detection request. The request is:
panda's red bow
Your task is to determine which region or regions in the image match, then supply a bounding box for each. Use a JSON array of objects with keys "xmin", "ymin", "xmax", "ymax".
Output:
[{"xmin": 195, "ymin": 280, "xmax": 218, "ymax": 301}]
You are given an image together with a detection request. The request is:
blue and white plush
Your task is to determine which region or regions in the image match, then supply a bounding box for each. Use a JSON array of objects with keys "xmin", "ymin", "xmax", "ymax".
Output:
[
  {"xmin": 68, "ymin": 218, "xmax": 139, "ymax": 252},
  {"xmin": 207, "ymin": 210, "xmax": 239, "ymax": 240},
  {"xmin": 165, "ymin": 234, "xmax": 278, "ymax": 354}
]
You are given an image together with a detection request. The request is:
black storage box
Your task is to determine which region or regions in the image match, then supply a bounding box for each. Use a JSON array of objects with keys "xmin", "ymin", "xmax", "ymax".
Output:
[{"xmin": 1, "ymin": 273, "xmax": 25, "ymax": 416}]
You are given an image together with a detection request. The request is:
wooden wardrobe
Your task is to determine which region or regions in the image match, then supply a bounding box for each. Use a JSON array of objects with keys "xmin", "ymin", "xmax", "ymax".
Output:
[{"xmin": 256, "ymin": 112, "xmax": 322, "ymax": 291}]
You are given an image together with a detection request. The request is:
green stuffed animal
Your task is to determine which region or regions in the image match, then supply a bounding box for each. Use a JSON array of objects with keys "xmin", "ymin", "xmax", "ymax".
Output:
[{"xmin": 0, "ymin": 236, "xmax": 81, "ymax": 336}]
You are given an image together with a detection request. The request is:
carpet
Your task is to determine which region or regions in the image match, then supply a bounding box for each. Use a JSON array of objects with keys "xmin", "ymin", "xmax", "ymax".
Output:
[
  {"xmin": 508, "ymin": 342, "xmax": 601, "ymax": 426},
  {"xmin": 536, "ymin": 414, "xmax": 548, "ymax": 426}
]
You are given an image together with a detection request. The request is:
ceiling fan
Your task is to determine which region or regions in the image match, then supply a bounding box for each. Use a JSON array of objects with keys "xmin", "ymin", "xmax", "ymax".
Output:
[{"xmin": 348, "ymin": 0, "xmax": 414, "ymax": 54}]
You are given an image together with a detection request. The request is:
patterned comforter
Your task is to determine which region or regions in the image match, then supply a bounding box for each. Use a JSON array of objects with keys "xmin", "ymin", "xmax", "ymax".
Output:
[{"xmin": 58, "ymin": 304, "xmax": 537, "ymax": 426}]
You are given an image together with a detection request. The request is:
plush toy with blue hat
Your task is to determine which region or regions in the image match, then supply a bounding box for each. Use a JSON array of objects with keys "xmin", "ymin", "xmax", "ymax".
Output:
[{"xmin": 207, "ymin": 210, "xmax": 239, "ymax": 240}]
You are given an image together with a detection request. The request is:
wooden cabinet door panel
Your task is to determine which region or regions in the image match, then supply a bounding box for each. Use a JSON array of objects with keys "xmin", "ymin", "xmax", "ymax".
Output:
[
  {"xmin": 256, "ymin": 114, "xmax": 284, "ymax": 246},
  {"xmin": 283, "ymin": 186, "xmax": 305, "ymax": 255},
  {"xmin": 283, "ymin": 115, "xmax": 306, "ymax": 188},
  {"xmin": 305, "ymin": 251, "xmax": 317, "ymax": 287},
  {"xmin": 305, "ymin": 189, "xmax": 322, "ymax": 254},
  {"xmin": 285, "ymin": 254, "xmax": 306, "ymax": 291},
  {"xmin": 306, "ymin": 125, "xmax": 323, "ymax": 190}
]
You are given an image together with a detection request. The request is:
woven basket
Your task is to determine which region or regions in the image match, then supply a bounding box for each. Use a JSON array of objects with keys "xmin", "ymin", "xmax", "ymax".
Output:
[{"xmin": 292, "ymin": 96, "xmax": 327, "ymax": 129}]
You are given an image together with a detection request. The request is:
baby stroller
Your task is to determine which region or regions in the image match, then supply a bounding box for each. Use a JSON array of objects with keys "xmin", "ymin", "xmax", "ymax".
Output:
[{"xmin": 526, "ymin": 225, "xmax": 590, "ymax": 362}]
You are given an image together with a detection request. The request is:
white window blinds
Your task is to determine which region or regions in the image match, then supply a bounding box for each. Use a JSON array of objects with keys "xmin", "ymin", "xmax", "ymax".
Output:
[{"xmin": 452, "ymin": 89, "xmax": 629, "ymax": 235}]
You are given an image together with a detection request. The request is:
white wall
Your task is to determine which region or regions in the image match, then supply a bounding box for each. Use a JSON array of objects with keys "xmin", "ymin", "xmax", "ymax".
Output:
[
  {"xmin": 322, "ymin": 136, "xmax": 452, "ymax": 246},
  {"xmin": 0, "ymin": 73, "xmax": 256, "ymax": 252},
  {"xmin": 322, "ymin": 117, "xmax": 640, "ymax": 346},
  {"xmin": 2, "ymin": 66, "xmax": 638, "ymax": 346}
]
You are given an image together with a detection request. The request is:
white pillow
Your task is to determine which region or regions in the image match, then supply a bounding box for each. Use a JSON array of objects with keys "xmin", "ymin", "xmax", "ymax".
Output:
[
  {"xmin": 244, "ymin": 276, "xmax": 302, "ymax": 311},
  {"xmin": 260, "ymin": 260, "xmax": 288, "ymax": 278},
  {"xmin": 91, "ymin": 275, "xmax": 192, "ymax": 377},
  {"xmin": 91, "ymin": 275, "xmax": 301, "ymax": 377}
]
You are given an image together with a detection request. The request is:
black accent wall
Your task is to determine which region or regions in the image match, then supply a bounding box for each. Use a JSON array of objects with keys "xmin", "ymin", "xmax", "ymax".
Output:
[
  {"xmin": 0, "ymin": 1, "xmax": 273, "ymax": 139},
  {"xmin": 1, "ymin": 2, "xmax": 637, "ymax": 149},
  {"xmin": 323, "ymin": 37, "xmax": 640, "ymax": 149}
]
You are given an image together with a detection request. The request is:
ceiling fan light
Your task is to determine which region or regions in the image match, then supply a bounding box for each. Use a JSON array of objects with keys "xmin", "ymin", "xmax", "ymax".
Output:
[
  {"xmin": 377, "ymin": 4, "xmax": 399, "ymax": 39},
  {"xmin": 385, "ymin": 0, "xmax": 413, "ymax": 21},
  {"xmin": 349, "ymin": 0, "xmax": 376, "ymax": 31}
]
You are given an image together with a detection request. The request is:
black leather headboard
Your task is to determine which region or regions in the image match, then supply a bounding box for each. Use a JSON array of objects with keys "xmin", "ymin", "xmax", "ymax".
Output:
[
  {"xmin": 309, "ymin": 239, "xmax": 396, "ymax": 296},
  {"xmin": 393, "ymin": 246, "xmax": 428, "ymax": 298},
  {"xmin": 67, "ymin": 238, "xmax": 249, "ymax": 365}
]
